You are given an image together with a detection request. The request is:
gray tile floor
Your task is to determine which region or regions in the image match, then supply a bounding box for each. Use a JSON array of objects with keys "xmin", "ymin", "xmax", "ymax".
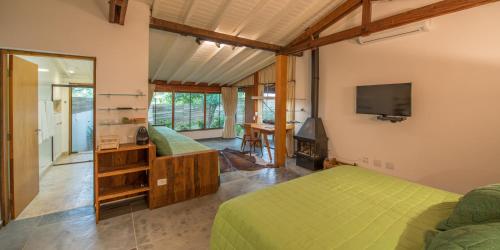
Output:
[
  {"xmin": 0, "ymin": 138, "xmax": 312, "ymax": 250},
  {"xmin": 17, "ymin": 162, "xmax": 93, "ymax": 220}
]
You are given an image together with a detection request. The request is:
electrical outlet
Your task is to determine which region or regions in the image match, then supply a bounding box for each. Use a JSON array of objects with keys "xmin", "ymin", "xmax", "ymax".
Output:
[
  {"xmin": 374, "ymin": 160, "xmax": 382, "ymax": 168},
  {"xmin": 157, "ymin": 178, "xmax": 167, "ymax": 186},
  {"xmin": 362, "ymin": 157, "xmax": 369, "ymax": 164},
  {"xmin": 385, "ymin": 162, "xmax": 395, "ymax": 170}
]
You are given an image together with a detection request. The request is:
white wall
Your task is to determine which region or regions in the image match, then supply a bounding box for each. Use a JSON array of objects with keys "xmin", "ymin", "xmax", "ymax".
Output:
[
  {"xmin": 312, "ymin": 3, "xmax": 500, "ymax": 194},
  {"xmin": 38, "ymin": 83, "xmax": 53, "ymax": 173},
  {"xmin": 294, "ymin": 51, "xmax": 312, "ymax": 132},
  {"xmin": 0, "ymin": 0, "xmax": 150, "ymax": 144}
]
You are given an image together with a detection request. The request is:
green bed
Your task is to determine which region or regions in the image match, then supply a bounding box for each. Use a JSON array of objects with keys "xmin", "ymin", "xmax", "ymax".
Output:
[
  {"xmin": 210, "ymin": 166, "xmax": 461, "ymax": 250},
  {"xmin": 148, "ymin": 125, "xmax": 210, "ymax": 156}
]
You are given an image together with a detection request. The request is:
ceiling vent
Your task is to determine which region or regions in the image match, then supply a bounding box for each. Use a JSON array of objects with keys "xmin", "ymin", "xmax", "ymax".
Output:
[{"xmin": 357, "ymin": 21, "xmax": 431, "ymax": 45}]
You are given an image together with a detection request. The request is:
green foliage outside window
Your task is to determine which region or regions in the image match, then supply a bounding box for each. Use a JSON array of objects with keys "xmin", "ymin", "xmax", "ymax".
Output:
[{"xmin": 149, "ymin": 91, "xmax": 224, "ymax": 131}]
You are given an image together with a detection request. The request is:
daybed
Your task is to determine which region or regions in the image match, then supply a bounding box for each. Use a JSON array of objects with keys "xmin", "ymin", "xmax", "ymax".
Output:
[
  {"xmin": 210, "ymin": 165, "xmax": 460, "ymax": 249},
  {"xmin": 148, "ymin": 126, "xmax": 219, "ymax": 209}
]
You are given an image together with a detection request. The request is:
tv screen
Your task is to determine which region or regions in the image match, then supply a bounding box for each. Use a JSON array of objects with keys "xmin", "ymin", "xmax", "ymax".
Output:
[{"xmin": 356, "ymin": 83, "xmax": 412, "ymax": 117}]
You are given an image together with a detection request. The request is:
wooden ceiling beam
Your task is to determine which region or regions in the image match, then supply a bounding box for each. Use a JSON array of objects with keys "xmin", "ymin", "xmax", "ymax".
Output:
[
  {"xmin": 282, "ymin": 0, "xmax": 499, "ymax": 54},
  {"xmin": 362, "ymin": 0, "xmax": 372, "ymax": 34},
  {"xmin": 109, "ymin": 0, "xmax": 128, "ymax": 25},
  {"xmin": 286, "ymin": 0, "xmax": 362, "ymax": 47},
  {"xmin": 150, "ymin": 17, "xmax": 283, "ymax": 53},
  {"xmin": 366, "ymin": 0, "xmax": 498, "ymax": 33},
  {"xmin": 153, "ymin": 80, "xmax": 222, "ymax": 93}
]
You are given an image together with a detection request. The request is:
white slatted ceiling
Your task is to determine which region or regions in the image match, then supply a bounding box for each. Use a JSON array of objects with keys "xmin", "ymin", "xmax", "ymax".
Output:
[{"xmin": 150, "ymin": 0, "xmax": 347, "ymax": 85}]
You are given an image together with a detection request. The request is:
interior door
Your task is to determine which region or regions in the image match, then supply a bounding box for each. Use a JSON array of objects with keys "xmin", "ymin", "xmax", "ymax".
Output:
[{"xmin": 9, "ymin": 55, "xmax": 39, "ymax": 218}]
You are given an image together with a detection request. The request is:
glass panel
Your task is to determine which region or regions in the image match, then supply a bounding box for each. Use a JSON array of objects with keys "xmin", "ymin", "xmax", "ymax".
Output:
[
  {"xmin": 71, "ymin": 87, "xmax": 94, "ymax": 152},
  {"xmin": 263, "ymin": 84, "xmax": 275, "ymax": 124},
  {"xmin": 206, "ymin": 93, "xmax": 224, "ymax": 129},
  {"xmin": 235, "ymin": 90, "xmax": 246, "ymax": 137},
  {"xmin": 174, "ymin": 92, "xmax": 191, "ymax": 131},
  {"xmin": 148, "ymin": 92, "xmax": 172, "ymax": 128},
  {"xmin": 190, "ymin": 93, "xmax": 204, "ymax": 130}
]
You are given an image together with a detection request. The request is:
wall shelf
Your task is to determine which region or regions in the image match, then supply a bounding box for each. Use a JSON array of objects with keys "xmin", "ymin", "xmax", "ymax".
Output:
[
  {"xmin": 98, "ymin": 107, "xmax": 147, "ymax": 111},
  {"xmin": 99, "ymin": 93, "xmax": 146, "ymax": 97},
  {"xmin": 99, "ymin": 122, "xmax": 147, "ymax": 126}
]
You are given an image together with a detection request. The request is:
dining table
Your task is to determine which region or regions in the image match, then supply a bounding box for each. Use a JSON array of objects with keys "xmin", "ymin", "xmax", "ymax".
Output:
[{"xmin": 249, "ymin": 123, "xmax": 295, "ymax": 162}]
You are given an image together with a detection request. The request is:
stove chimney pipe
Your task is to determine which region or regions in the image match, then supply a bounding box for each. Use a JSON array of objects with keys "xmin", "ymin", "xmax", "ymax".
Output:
[{"xmin": 311, "ymin": 47, "xmax": 319, "ymax": 118}]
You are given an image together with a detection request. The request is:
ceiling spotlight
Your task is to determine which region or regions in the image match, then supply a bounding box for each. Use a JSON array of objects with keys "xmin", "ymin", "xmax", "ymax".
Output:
[
  {"xmin": 68, "ymin": 70, "xmax": 75, "ymax": 74},
  {"xmin": 38, "ymin": 68, "xmax": 49, "ymax": 72}
]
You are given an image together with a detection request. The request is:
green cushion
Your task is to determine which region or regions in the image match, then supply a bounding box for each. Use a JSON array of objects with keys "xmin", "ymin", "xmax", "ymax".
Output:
[
  {"xmin": 148, "ymin": 125, "xmax": 173, "ymax": 156},
  {"xmin": 438, "ymin": 184, "xmax": 500, "ymax": 230},
  {"xmin": 427, "ymin": 223, "xmax": 500, "ymax": 250}
]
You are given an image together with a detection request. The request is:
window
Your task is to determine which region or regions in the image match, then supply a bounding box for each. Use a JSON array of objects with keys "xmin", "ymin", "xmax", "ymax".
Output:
[
  {"xmin": 150, "ymin": 91, "xmax": 224, "ymax": 131},
  {"xmin": 174, "ymin": 92, "xmax": 190, "ymax": 130},
  {"xmin": 148, "ymin": 92, "xmax": 173, "ymax": 128},
  {"xmin": 236, "ymin": 90, "xmax": 245, "ymax": 124},
  {"xmin": 206, "ymin": 93, "xmax": 224, "ymax": 129},
  {"xmin": 190, "ymin": 93, "xmax": 204, "ymax": 130},
  {"xmin": 262, "ymin": 84, "xmax": 275, "ymax": 124},
  {"xmin": 235, "ymin": 90, "xmax": 246, "ymax": 137},
  {"xmin": 174, "ymin": 92, "xmax": 205, "ymax": 131}
]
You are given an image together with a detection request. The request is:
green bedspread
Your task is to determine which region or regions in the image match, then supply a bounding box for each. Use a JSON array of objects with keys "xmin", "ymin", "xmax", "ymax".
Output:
[
  {"xmin": 149, "ymin": 126, "xmax": 210, "ymax": 156},
  {"xmin": 210, "ymin": 166, "xmax": 461, "ymax": 250}
]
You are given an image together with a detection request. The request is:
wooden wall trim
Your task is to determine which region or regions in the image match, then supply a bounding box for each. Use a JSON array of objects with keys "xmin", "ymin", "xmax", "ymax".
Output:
[
  {"xmin": 154, "ymin": 82, "xmax": 221, "ymax": 93},
  {"xmin": 0, "ymin": 49, "xmax": 95, "ymax": 61},
  {"xmin": 0, "ymin": 50, "xmax": 9, "ymax": 225}
]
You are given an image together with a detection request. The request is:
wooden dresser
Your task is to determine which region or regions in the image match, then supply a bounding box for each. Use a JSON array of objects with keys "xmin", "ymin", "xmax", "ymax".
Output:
[{"xmin": 94, "ymin": 143, "xmax": 155, "ymax": 222}]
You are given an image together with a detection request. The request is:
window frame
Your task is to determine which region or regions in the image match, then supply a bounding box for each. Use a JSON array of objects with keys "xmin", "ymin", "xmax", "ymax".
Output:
[
  {"xmin": 150, "ymin": 90, "xmax": 225, "ymax": 132},
  {"xmin": 262, "ymin": 83, "xmax": 276, "ymax": 124},
  {"xmin": 149, "ymin": 92, "xmax": 173, "ymax": 128}
]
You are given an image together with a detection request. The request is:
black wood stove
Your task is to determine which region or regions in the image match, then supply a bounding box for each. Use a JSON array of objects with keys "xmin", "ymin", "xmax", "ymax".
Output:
[{"xmin": 294, "ymin": 48, "xmax": 328, "ymax": 171}]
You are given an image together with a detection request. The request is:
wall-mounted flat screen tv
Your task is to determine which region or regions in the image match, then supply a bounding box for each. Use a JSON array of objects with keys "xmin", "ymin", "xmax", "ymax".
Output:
[{"xmin": 356, "ymin": 83, "xmax": 412, "ymax": 117}]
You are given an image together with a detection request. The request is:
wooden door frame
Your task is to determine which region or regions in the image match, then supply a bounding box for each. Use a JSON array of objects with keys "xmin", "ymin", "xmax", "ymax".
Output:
[
  {"xmin": 0, "ymin": 49, "xmax": 96, "ymax": 225},
  {"xmin": 0, "ymin": 50, "xmax": 9, "ymax": 225},
  {"xmin": 68, "ymin": 85, "xmax": 95, "ymax": 155}
]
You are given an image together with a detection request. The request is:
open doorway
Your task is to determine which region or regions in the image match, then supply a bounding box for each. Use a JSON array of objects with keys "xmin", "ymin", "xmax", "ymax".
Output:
[
  {"xmin": 0, "ymin": 50, "xmax": 96, "ymax": 221},
  {"xmin": 51, "ymin": 85, "xmax": 94, "ymax": 166}
]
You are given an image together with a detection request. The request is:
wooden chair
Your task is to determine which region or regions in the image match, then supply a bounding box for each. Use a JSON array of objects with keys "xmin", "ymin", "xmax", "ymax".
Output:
[{"xmin": 240, "ymin": 124, "xmax": 263, "ymax": 156}]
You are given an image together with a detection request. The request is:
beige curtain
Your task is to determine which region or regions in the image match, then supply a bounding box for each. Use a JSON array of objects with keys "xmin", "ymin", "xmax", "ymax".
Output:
[
  {"xmin": 148, "ymin": 83, "xmax": 156, "ymax": 108},
  {"xmin": 221, "ymin": 87, "xmax": 238, "ymax": 138},
  {"xmin": 286, "ymin": 57, "xmax": 296, "ymax": 157}
]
